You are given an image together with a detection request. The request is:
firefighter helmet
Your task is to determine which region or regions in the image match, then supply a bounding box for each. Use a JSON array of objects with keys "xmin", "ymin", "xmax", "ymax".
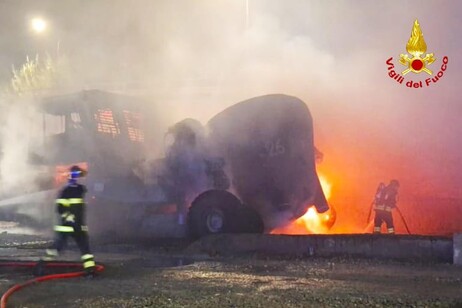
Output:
[
  {"xmin": 69, "ymin": 165, "xmax": 87, "ymax": 179},
  {"xmin": 389, "ymin": 179, "xmax": 400, "ymax": 188}
]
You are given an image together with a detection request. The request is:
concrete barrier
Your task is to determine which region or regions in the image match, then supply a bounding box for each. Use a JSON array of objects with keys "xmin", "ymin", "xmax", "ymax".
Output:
[
  {"xmin": 188, "ymin": 234, "xmax": 453, "ymax": 263},
  {"xmin": 454, "ymin": 233, "xmax": 462, "ymax": 265}
]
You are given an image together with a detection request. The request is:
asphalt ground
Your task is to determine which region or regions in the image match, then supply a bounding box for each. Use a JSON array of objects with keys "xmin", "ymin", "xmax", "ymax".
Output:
[{"xmin": 0, "ymin": 231, "xmax": 461, "ymax": 308}]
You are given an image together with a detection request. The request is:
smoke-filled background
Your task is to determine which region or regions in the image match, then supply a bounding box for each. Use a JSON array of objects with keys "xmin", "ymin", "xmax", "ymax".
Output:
[{"xmin": 0, "ymin": 0, "xmax": 461, "ymax": 234}]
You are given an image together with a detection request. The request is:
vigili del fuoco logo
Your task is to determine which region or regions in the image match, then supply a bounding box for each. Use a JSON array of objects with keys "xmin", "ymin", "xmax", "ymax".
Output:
[{"xmin": 386, "ymin": 19, "xmax": 448, "ymax": 88}]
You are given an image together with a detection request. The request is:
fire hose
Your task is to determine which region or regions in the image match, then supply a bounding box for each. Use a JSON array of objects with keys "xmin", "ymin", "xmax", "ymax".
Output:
[
  {"xmin": 395, "ymin": 206, "xmax": 411, "ymax": 234},
  {"xmin": 0, "ymin": 260, "xmax": 105, "ymax": 308},
  {"xmin": 366, "ymin": 201, "xmax": 374, "ymax": 223}
]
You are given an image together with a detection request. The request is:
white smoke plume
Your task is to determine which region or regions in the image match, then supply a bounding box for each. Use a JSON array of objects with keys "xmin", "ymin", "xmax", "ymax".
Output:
[{"xmin": 0, "ymin": 96, "xmax": 41, "ymax": 195}]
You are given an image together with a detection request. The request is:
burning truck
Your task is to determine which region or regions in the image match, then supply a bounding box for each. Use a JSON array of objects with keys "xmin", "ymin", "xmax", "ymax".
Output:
[{"xmin": 0, "ymin": 90, "xmax": 332, "ymax": 238}]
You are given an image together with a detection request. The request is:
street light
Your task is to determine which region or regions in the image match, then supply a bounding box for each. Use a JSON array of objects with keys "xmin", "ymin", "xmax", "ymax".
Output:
[
  {"xmin": 31, "ymin": 17, "xmax": 47, "ymax": 34},
  {"xmin": 30, "ymin": 17, "xmax": 60, "ymax": 56}
]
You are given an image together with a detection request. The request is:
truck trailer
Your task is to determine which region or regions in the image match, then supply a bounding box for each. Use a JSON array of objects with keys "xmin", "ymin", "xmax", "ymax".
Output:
[{"xmin": 0, "ymin": 90, "xmax": 331, "ymax": 239}]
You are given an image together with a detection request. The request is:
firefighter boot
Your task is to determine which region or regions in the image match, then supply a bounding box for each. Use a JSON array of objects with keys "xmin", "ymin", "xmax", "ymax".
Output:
[{"xmin": 84, "ymin": 267, "xmax": 97, "ymax": 279}]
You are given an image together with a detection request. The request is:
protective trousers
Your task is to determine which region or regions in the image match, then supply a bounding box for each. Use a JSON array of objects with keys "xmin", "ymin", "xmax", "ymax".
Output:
[
  {"xmin": 373, "ymin": 209, "xmax": 395, "ymax": 234},
  {"xmin": 44, "ymin": 230, "xmax": 96, "ymax": 272}
]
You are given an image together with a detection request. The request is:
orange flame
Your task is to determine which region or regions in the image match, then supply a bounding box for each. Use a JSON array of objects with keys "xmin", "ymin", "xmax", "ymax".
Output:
[
  {"xmin": 271, "ymin": 173, "xmax": 335, "ymax": 234},
  {"xmin": 319, "ymin": 174, "xmax": 331, "ymax": 200}
]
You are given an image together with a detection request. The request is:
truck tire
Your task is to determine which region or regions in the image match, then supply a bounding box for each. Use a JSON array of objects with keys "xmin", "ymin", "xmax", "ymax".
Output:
[
  {"xmin": 188, "ymin": 190, "xmax": 264, "ymax": 238},
  {"xmin": 188, "ymin": 190, "xmax": 239, "ymax": 238},
  {"xmin": 235, "ymin": 203, "xmax": 264, "ymax": 234}
]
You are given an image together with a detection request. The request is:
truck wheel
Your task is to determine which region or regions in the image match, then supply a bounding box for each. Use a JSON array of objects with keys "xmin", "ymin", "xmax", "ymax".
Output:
[
  {"xmin": 235, "ymin": 204, "xmax": 264, "ymax": 234},
  {"xmin": 188, "ymin": 190, "xmax": 265, "ymax": 238},
  {"xmin": 188, "ymin": 190, "xmax": 241, "ymax": 238}
]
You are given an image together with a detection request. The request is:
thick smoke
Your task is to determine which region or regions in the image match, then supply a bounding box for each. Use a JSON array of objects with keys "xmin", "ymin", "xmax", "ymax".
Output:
[
  {"xmin": 0, "ymin": 1, "xmax": 461, "ymax": 234},
  {"xmin": 0, "ymin": 97, "xmax": 42, "ymax": 195}
]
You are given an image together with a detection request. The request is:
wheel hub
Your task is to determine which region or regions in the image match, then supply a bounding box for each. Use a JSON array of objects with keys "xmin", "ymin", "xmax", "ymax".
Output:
[{"xmin": 206, "ymin": 210, "xmax": 224, "ymax": 233}]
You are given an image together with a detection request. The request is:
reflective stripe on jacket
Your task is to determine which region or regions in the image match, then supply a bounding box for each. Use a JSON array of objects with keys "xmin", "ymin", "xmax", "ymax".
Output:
[
  {"xmin": 56, "ymin": 198, "xmax": 84, "ymax": 207},
  {"xmin": 54, "ymin": 225, "xmax": 89, "ymax": 232},
  {"xmin": 374, "ymin": 204, "xmax": 393, "ymax": 212}
]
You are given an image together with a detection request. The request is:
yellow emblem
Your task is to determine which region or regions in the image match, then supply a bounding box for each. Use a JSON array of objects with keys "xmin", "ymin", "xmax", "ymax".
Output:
[{"xmin": 399, "ymin": 20, "xmax": 435, "ymax": 75}]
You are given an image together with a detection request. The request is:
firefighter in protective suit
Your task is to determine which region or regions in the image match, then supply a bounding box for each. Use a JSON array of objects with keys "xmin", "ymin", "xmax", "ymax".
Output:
[
  {"xmin": 40, "ymin": 166, "xmax": 96, "ymax": 275},
  {"xmin": 373, "ymin": 180, "xmax": 400, "ymax": 234}
]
